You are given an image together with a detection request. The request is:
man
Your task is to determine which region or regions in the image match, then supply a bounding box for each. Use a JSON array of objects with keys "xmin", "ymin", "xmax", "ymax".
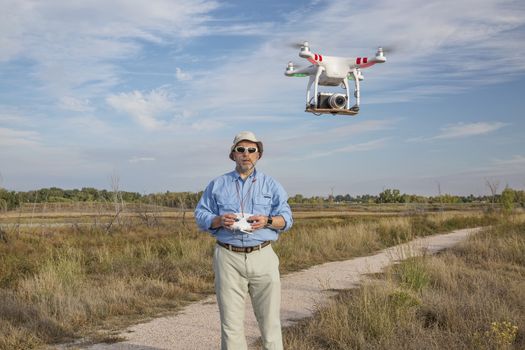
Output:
[{"xmin": 195, "ymin": 131, "xmax": 293, "ymax": 350}]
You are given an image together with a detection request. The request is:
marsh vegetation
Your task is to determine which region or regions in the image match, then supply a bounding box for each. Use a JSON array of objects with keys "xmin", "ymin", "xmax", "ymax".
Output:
[{"xmin": 0, "ymin": 208, "xmax": 510, "ymax": 349}]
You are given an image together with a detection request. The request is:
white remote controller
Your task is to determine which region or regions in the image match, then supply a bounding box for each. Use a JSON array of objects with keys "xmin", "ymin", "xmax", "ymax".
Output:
[{"xmin": 231, "ymin": 213, "xmax": 254, "ymax": 234}]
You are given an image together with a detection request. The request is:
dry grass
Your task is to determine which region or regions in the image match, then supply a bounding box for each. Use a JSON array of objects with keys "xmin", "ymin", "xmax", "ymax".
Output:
[
  {"xmin": 0, "ymin": 210, "xmax": 496, "ymax": 349},
  {"xmin": 277, "ymin": 211, "xmax": 493, "ymax": 271},
  {"xmin": 282, "ymin": 214, "xmax": 525, "ymax": 349}
]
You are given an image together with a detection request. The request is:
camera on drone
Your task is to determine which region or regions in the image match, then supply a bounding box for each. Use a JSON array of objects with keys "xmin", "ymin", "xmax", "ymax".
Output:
[{"xmin": 316, "ymin": 92, "xmax": 347, "ymax": 110}]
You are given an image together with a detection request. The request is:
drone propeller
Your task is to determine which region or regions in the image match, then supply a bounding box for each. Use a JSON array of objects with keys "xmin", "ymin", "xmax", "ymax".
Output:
[
  {"xmin": 380, "ymin": 46, "xmax": 397, "ymax": 55},
  {"xmin": 287, "ymin": 41, "xmax": 309, "ymax": 50},
  {"xmin": 289, "ymin": 61, "xmax": 306, "ymax": 69}
]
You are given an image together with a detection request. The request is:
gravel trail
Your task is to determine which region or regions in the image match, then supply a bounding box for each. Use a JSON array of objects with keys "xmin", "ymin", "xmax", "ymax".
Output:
[{"xmin": 79, "ymin": 227, "xmax": 480, "ymax": 350}]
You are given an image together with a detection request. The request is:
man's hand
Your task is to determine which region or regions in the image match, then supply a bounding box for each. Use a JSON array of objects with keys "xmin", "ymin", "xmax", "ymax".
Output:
[
  {"xmin": 247, "ymin": 215, "xmax": 268, "ymax": 231},
  {"xmin": 221, "ymin": 213, "xmax": 238, "ymax": 229},
  {"xmin": 211, "ymin": 213, "xmax": 237, "ymax": 230}
]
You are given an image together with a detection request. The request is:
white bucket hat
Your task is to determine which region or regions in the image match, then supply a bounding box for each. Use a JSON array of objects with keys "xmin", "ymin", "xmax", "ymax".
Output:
[{"xmin": 229, "ymin": 131, "xmax": 264, "ymax": 160}]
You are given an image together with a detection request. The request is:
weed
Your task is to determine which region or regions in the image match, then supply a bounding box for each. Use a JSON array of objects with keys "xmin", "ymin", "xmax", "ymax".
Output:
[
  {"xmin": 487, "ymin": 321, "xmax": 519, "ymax": 347},
  {"xmin": 398, "ymin": 258, "xmax": 430, "ymax": 293},
  {"xmin": 473, "ymin": 321, "xmax": 519, "ymax": 349}
]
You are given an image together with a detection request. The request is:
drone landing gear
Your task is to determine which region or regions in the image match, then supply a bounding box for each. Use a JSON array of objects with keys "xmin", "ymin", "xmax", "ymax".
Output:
[
  {"xmin": 305, "ymin": 106, "xmax": 359, "ymax": 116},
  {"xmin": 304, "ymin": 66, "xmax": 361, "ymax": 116}
]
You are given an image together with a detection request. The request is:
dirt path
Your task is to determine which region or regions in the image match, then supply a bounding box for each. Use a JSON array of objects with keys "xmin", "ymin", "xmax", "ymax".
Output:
[{"xmin": 78, "ymin": 227, "xmax": 481, "ymax": 350}]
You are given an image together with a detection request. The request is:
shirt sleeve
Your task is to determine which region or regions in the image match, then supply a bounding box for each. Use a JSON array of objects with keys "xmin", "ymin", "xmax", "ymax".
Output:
[
  {"xmin": 194, "ymin": 181, "xmax": 219, "ymax": 234},
  {"xmin": 270, "ymin": 180, "xmax": 293, "ymax": 232}
]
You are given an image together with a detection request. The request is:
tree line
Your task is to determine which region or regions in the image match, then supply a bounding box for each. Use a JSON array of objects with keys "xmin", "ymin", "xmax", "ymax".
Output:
[
  {"xmin": 290, "ymin": 187, "xmax": 525, "ymax": 206},
  {"xmin": 1, "ymin": 186, "xmax": 524, "ymax": 212},
  {"xmin": 0, "ymin": 187, "xmax": 202, "ymax": 211}
]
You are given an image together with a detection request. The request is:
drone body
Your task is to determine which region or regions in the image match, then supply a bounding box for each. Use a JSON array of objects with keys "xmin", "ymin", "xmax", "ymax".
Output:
[{"xmin": 285, "ymin": 41, "xmax": 386, "ymax": 116}]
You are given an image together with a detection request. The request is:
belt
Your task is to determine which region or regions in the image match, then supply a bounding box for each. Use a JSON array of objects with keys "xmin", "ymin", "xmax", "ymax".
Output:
[{"xmin": 217, "ymin": 241, "xmax": 271, "ymax": 253}]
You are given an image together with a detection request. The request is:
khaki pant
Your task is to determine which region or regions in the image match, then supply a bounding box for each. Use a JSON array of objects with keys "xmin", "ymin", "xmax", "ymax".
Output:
[{"xmin": 213, "ymin": 244, "xmax": 283, "ymax": 350}]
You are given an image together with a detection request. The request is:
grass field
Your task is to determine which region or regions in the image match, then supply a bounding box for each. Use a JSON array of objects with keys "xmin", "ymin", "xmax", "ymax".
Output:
[
  {"xmin": 282, "ymin": 214, "xmax": 525, "ymax": 350},
  {"xmin": 0, "ymin": 209, "xmax": 502, "ymax": 349}
]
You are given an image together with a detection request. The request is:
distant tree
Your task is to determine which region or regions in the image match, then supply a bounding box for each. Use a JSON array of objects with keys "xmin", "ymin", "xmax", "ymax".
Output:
[
  {"xmin": 121, "ymin": 191, "xmax": 141, "ymax": 202},
  {"xmin": 377, "ymin": 188, "xmax": 402, "ymax": 203},
  {"xmin": 434, "ymin": 194, "xmax": 460, "ymax": 204},
  {"xmin": 81, "ymin": 187, "xmax": 99, "ymax": 201},
  {"xmin": 461, "ymin": 194, "xmax": 476, "ymax": 203},
  {"xmin": 295, "ymin": 194, "xmax": 305, "ymax": 204},
  {"xmin": 356, "ymin": 194, "xmax": 376, "ymax": 203},
  {"xmin": 515, "ymin": 190, "xmax": 525, "ymax": 208},
  {"xmin": 500, "ymin": 186, "xmax": 516, "ymax": 214},
  {"xmin": 404, "ymin": 194, "xmax": 427, "ymax": 203},
  {"xmin": 0, "ymin": 188, "xmax": 7, "ymax": 212},
  {"xmin": 485, "ymin": 179, "xmax": 500, "ymax": 209}
]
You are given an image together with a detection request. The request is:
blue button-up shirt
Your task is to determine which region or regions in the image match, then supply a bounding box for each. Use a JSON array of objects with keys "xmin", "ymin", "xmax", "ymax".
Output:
[{"xmin": 194, "ymin": 169, "xmax": 293, "ymax": 247}]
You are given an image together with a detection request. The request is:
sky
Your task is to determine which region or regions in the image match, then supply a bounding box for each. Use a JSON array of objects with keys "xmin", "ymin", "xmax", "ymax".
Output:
[{"xmin": 1, "ymin": 0, "xmax": 524, "ymax": 197}]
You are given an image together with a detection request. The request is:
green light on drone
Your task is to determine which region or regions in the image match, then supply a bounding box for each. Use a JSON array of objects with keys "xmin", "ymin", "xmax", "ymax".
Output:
[{"xmin": 292, "ymin": 73, "xmax": 308, "ymax": 77}]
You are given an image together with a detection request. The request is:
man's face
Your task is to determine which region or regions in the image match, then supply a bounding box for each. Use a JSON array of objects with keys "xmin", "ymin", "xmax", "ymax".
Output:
[{"xmin": 233, "ymin": 140, "xmax": 260, "ymax": 173}]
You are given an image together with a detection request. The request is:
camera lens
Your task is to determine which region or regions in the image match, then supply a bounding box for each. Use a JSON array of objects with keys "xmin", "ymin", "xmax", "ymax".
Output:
[{"xmin": 328, "ymin": 93, "xmax": 347, "ymax": 109}]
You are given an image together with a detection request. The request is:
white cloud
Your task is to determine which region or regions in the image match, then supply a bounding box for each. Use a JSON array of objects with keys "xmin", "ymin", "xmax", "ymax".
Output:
[
  {"xmin": 300, "ymin": 138, "xmax": 388, "ymax": 160},
  {"xmin": 66, "ymin": 115, "xmax": 112, "ymax": 135},
  {"xmin": 493, "ymin": 155, "xmax": 525, "ymax": 166},
  {"xmin": 433, "ymin": 122, "xmax": 507, "ymax": 139},
  {"xmin": 296, "ymin": 119, "xmax": 397, "ymax": 144},
  {"xmin": 0, "ymin": 0, "xmax": 221, "ymax": 100},
  {"xmin": 430, "ymin": 154, "xmax": 525, "ymax": 185},
  {"xmin": 106, "ymin": 88, "xmax": 176, "ymax": 130},
  {"xmin": 0, "ymin": 127, "xmax": 40, "ymax": 147},
  {"xmin": 408, "ymin": 122, "xmax": 507, "ymax": 142},
  {"xmin": 0, "ymin": 0, "xmax": 284, "ymax": 110},
  {"xmin": 0, "ymin": 109, "xmax": 33, "ymax": 127},
  {"xmin": 175, "ymin": 67, "xmax": 192, "ymax": 81},
  {"xmin": 190, "ymin": 120, "xmax": 224, "ymax": 131},
  {"xmin": 197, "ymin": 22, "xmax": 275, "ymax": 36},
  {"xmin": 59, "ymin": 96, "xmax": 93, "ymax": 112}
]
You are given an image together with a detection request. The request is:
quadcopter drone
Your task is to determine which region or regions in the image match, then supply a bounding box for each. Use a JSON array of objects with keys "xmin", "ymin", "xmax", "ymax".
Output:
[{"xmin": 285, "ymin": 41, "xmax": 386, "ymax": 116}]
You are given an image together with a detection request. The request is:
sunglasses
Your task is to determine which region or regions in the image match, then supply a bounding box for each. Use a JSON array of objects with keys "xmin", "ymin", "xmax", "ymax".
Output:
[{"xmin": 234, "ymin": 146, "xmax": 258, "ymax": 153}]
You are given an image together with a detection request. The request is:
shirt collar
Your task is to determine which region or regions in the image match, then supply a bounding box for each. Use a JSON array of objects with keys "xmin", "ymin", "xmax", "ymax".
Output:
[{"xmin": 231, "ymin": 168, "xmax": 257, "ymax": 182}]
